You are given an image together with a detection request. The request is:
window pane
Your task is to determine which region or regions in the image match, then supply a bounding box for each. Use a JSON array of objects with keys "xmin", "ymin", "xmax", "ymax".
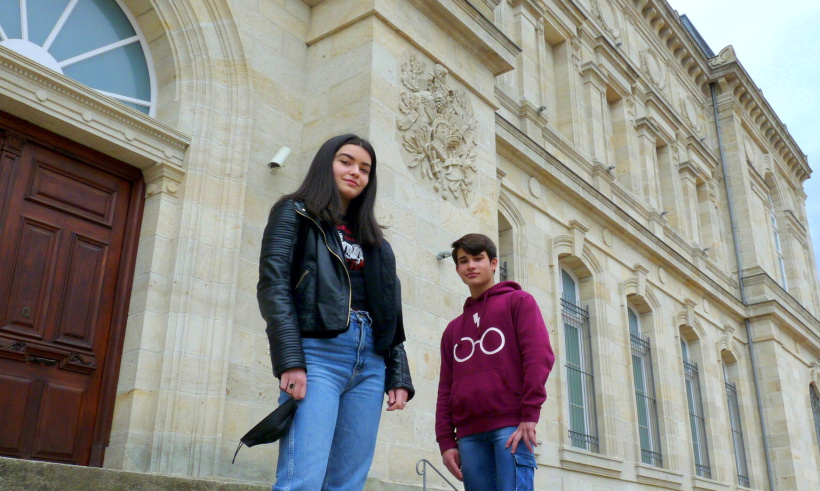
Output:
[
  {"xmin": 0, "ymin": 0, "xmax": 22, "ymax": 39},
  {"xmin": 63, "ymin": 42, "xmax": 150, "ymax": 100},
  {"xmin": 50, "ymin": 0, "xmax": 135, "ymax": 61},
  {"xmin": 629, "ymin": 308, "xmax": 640, "ymax": 336},
  {"xmin": 27, "ymin": 0, "xmax": 71, "ymax": 46},
  {"xmin": 562, "ymin": 269, "xmax": 576, "ymax": 304}
]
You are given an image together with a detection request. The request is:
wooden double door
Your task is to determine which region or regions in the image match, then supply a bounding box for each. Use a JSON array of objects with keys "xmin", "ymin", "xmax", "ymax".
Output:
[{"xmin": 0, "ymin": 112, "xmax": 144, "ymax": 466}]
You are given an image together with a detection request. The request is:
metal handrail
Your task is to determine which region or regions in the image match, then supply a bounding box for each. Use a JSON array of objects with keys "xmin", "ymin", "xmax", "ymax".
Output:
[{"xmin": 416, "ymin": 459, "xmax": 461, "ymax": 491}]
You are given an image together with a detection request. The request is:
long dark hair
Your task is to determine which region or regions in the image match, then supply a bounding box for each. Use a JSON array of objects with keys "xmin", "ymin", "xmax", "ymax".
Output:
[{"xmin": 276, "ymin": 134, "xmax": 383, "ymax": 245}]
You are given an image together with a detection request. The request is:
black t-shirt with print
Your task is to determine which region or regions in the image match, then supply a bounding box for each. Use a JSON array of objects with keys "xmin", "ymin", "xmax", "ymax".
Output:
[{"xmin": 336, "ymin": 222, "xmax": 368, "ymax": 311}]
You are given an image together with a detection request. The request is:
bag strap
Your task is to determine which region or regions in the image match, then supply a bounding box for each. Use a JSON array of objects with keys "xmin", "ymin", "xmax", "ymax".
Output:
[{"xmin": 231, "ymin": 441, "xmax": 244, "ymax": 464}]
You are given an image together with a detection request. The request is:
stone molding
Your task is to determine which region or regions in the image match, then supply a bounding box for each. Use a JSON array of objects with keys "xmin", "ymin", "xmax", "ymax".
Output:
[
  {"xmin": 0, "ymin": 45, "xmax": 189, "ymax": 170},
  {"xmin": 144, "ymin": 162, "xmax": 185, "ymax": 199},
  {"xmin": 635, "ymin": 463, "xmax": 685, "ymax": 489},
  {"xmin": 558, "ymin": 445, "xmax": 624, "ymax": 478}
]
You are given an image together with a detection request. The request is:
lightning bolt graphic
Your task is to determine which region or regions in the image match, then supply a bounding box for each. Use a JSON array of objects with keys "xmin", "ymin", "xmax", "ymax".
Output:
[{"xmin": 473, "ymin": 312, "xmax": 480, "ymax": 327}]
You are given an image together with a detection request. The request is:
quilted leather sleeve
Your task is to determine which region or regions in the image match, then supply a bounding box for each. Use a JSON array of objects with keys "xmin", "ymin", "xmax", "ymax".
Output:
[
  {"xmin": 257, "ymin": 202, "xmax": 306, "ymax": 378},
  {"xmin": 385, "ymin": 343, "xmax": 415, "ymax": 401}
]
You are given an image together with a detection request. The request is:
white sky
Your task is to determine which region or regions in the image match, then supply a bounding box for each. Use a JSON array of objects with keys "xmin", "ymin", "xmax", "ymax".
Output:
[{"xmin": 665, "ymin": 0, "xmax": 820, "ymax": 275}]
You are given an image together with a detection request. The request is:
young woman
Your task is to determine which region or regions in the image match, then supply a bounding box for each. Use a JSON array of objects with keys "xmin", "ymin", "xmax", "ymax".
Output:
[{"xmin": 257, "ymin": 134, "xmax": 414, "ymax": 490}]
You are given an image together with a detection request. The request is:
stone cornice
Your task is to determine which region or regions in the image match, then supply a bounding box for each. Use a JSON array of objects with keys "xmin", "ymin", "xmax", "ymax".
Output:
[
  {"xmin": 496, "ymin": 113, "xmax": 746, "ymax": 317},
  {"xmin": 624, "ymin": 0, "xmax": 810, "ymax": 186},
  {"xmin": 743, "ymin": 272, "xmax": 820, "ymax": 339},
  {"xmin": 0, "ymin": 45, "xmax": 190, "ymax": 170},
  {"xmin": 710, "ymin": 53, "xmax": 811, "ymax": 183},
  {"xmin": 509, "ymin": 0, "xmax": 547, "ymax": 17},
  {"xmin": 626, "ymin": 0, "xmax": 711, "ymax": 92},
  {"xmin": 308, "ymin": 0, "xmax": 520, "ymax": 76}
]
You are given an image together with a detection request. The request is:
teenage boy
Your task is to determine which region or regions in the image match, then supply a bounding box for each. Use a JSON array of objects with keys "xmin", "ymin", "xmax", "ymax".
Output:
[{"xmin": 436, "ymin": 233, "xmax": 555, "ymax": 491}]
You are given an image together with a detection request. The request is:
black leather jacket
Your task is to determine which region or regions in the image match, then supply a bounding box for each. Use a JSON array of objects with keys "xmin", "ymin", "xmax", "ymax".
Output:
[{"xmin": 257, "ymin": 200, "xmax": 414, "ymax": 399}]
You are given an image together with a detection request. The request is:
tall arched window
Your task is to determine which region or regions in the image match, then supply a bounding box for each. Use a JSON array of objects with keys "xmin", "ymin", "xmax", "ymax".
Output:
[
  {"xmin": 630, "ymin": 307, "xmax": 662, "ymax": 467},
  {"xmin": 767, "ymin": 193, "xmax": 788, "ymax": 290},
  {"xmin": 0, "ymin": 0, "xmax": 156, "ymax": 115},
  {"xmin": 498, "ymin": 212, "xmax": 514, "ymax": 281},
  {"xmin": 681, "ymin": 338, "xmax": 711, "ymax": 478},
  {"xmin": 561, "ymin": 268, "xmax": 598, "ymax": 452},
  {"xmin": 811, "ymin": 384, "xmax": 820, "ymax": 452},
  {"xmin": 722, "ymin": 359, "xmax": 750, "ymax": 487}
]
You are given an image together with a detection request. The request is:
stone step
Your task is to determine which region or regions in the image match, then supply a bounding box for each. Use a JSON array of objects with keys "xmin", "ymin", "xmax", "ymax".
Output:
[
  {"xmin": 0, "ymin": 456, "xmax": 445, "ymax": 491},
  {"xmin": 0, "ymin": 457, "xmax": 267, "ymax": 491}
]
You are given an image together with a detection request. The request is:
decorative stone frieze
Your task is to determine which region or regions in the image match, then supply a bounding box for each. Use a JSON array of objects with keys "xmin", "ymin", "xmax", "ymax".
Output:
[{"xmin": 398, "ymin": 55, "xmax": 479, "ymax": 205}]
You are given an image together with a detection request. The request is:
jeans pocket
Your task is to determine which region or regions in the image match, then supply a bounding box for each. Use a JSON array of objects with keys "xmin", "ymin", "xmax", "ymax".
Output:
[{"xmin": 513, "ymin": 453, "xmax": 537, "ymax": 491}]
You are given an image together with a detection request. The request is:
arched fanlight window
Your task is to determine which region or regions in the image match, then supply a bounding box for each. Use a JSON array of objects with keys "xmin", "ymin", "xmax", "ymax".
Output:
[{"xmin": 0, "ymin": 0, "xmax": 156, "ymax": 116}]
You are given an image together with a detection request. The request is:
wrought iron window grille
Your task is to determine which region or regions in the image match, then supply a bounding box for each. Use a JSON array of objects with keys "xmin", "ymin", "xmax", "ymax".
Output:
[
  {"xmin": 726, "ymin": 381, "xmax": 750, "ymax": 487},
  {"xmin": 684, "ymin": 360, "xmax": 711, "ymax": 479},
  {"xmin": 631, "ymin": 333, "xmax": 663, "ymax": 468},
  {"xmin": 562, "ymin": 297, "xmax": 599, "ymax": 453}
]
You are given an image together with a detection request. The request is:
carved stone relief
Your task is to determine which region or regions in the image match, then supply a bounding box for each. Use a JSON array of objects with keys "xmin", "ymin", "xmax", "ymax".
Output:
[
  {"xmin": 680, "ymin": 96, "xmax": 703, "ymax": 135},
  {"xmin": 397, "ymin": 55, "xmax": 478, "ymax": 205},
  {"xmin": 640, "ymin": 50, "xmax": 665, "ymax": 89},
  {"xmin": 592, "ymin": 0, "xmax": 620, "ymax": 38},
  {"xmin": 709, "ymin": 45, "xmax": 736, "ymax": 67},
  {"xmin": 743, "ymin": 136, "xmax": 756, "ymax": 164}
]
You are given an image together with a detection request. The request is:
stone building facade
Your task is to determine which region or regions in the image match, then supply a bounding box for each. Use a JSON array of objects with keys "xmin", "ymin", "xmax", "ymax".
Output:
[{"xmin": 1, "ymin": 0, "xmax": 819, "ymax": 490}]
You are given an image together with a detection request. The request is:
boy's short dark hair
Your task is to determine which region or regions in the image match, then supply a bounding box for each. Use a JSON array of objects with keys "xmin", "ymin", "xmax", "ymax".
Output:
[{"xmin": 451, "ymin": 233, "xmax": 498, "ymax": 265}]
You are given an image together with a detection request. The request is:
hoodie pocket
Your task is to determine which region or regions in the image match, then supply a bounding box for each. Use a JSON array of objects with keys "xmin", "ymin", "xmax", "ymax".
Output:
[{"xmin": 450, "ymin": 366, "xmax": 520, "ymax": 419}]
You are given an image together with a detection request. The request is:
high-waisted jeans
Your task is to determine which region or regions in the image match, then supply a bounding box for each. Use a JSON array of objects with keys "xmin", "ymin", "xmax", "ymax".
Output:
[{"xmin": 274, "ymin": 311, "xmax": 385, "ymax": 491}]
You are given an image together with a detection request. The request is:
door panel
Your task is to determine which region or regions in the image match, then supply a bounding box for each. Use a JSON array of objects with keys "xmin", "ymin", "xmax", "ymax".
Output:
[
  {"xmin": 28, "ymin": 157, "xmax": 119, "ymax": 227},
  {"xmin": 0, "ymin": 113, "xmax": 144, "ymax": 466},
  {"xmin": 4, "ymin": 218, "xmax": 60, "ymax": 339},
  {"xmin": 0, "ymin": 371, "xmax": 35, "ymax": 456},
  {"xmin": 31, "ymin": 382, "xmax": 86, "ymax": 461},
  {"xmin": 54, "ymin": 233, "xmax": 108, "ymax": 349}
]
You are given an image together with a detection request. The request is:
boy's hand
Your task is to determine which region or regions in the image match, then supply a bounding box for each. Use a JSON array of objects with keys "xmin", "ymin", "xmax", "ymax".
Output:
[
  {"xmin": 506, "ymin": 422, "xmax": 537, "ymax": 454},
  {"xmin": 442, "ymin": 448, "xmax": 463, "ymax": 481}
]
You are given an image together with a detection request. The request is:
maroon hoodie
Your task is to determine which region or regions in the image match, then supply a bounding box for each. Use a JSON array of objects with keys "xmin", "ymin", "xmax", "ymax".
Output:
[{"xmin": 435, "ymin": 281, "xmax": 555, "ymax": 453}]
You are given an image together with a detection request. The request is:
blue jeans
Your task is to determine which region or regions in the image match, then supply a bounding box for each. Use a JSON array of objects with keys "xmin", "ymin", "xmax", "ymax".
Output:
[
  {"xmin": 274, "ymin": 311, "xmax": 386, "ymax": 491},
  {"xmin": 458, "ymin": 427, "xmax": 537, "ymax": 491}
]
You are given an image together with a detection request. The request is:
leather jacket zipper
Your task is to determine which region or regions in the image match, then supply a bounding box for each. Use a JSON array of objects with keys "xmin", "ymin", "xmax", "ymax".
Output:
[
  {"xmin": 295, "ymin": 269, "xmax": 310, "ymax": 290},
  {"xmin": 294, "ymin": 207, "xmax": 352, "ymax": 326}
]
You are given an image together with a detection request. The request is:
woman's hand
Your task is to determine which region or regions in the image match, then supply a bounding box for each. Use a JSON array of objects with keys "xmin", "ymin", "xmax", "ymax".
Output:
[
  {"xmin": 386, "ymin": 387, "xmax": 408, "ymax": 411},
  {"xmin": 280, "ymin": 368, "xmax": 307, "ymax": 400}
]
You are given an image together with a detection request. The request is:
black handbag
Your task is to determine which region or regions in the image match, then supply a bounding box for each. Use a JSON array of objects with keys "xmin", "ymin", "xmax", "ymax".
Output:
[{"xmin": 232, "ymin": 396, "xmax": 298, "ymax": 464}]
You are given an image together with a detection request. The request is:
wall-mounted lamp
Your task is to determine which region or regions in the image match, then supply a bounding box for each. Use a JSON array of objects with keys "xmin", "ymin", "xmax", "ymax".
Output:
[
  {"xmin": 436, "ymin": 251, "xmax": 452, "ymax": 261},
  {"xmin": 268, "ymin": 147, "xmax": 292, "ymax": 171},
  {"xmin": 536, "ymin": 105, "xmax": 547, "ymax": 114}
]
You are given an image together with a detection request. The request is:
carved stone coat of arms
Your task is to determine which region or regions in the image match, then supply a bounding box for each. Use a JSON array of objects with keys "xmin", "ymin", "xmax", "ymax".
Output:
[{"xmin": 397, "ymin": 55, "xmax": 478, "ymax": 205}]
